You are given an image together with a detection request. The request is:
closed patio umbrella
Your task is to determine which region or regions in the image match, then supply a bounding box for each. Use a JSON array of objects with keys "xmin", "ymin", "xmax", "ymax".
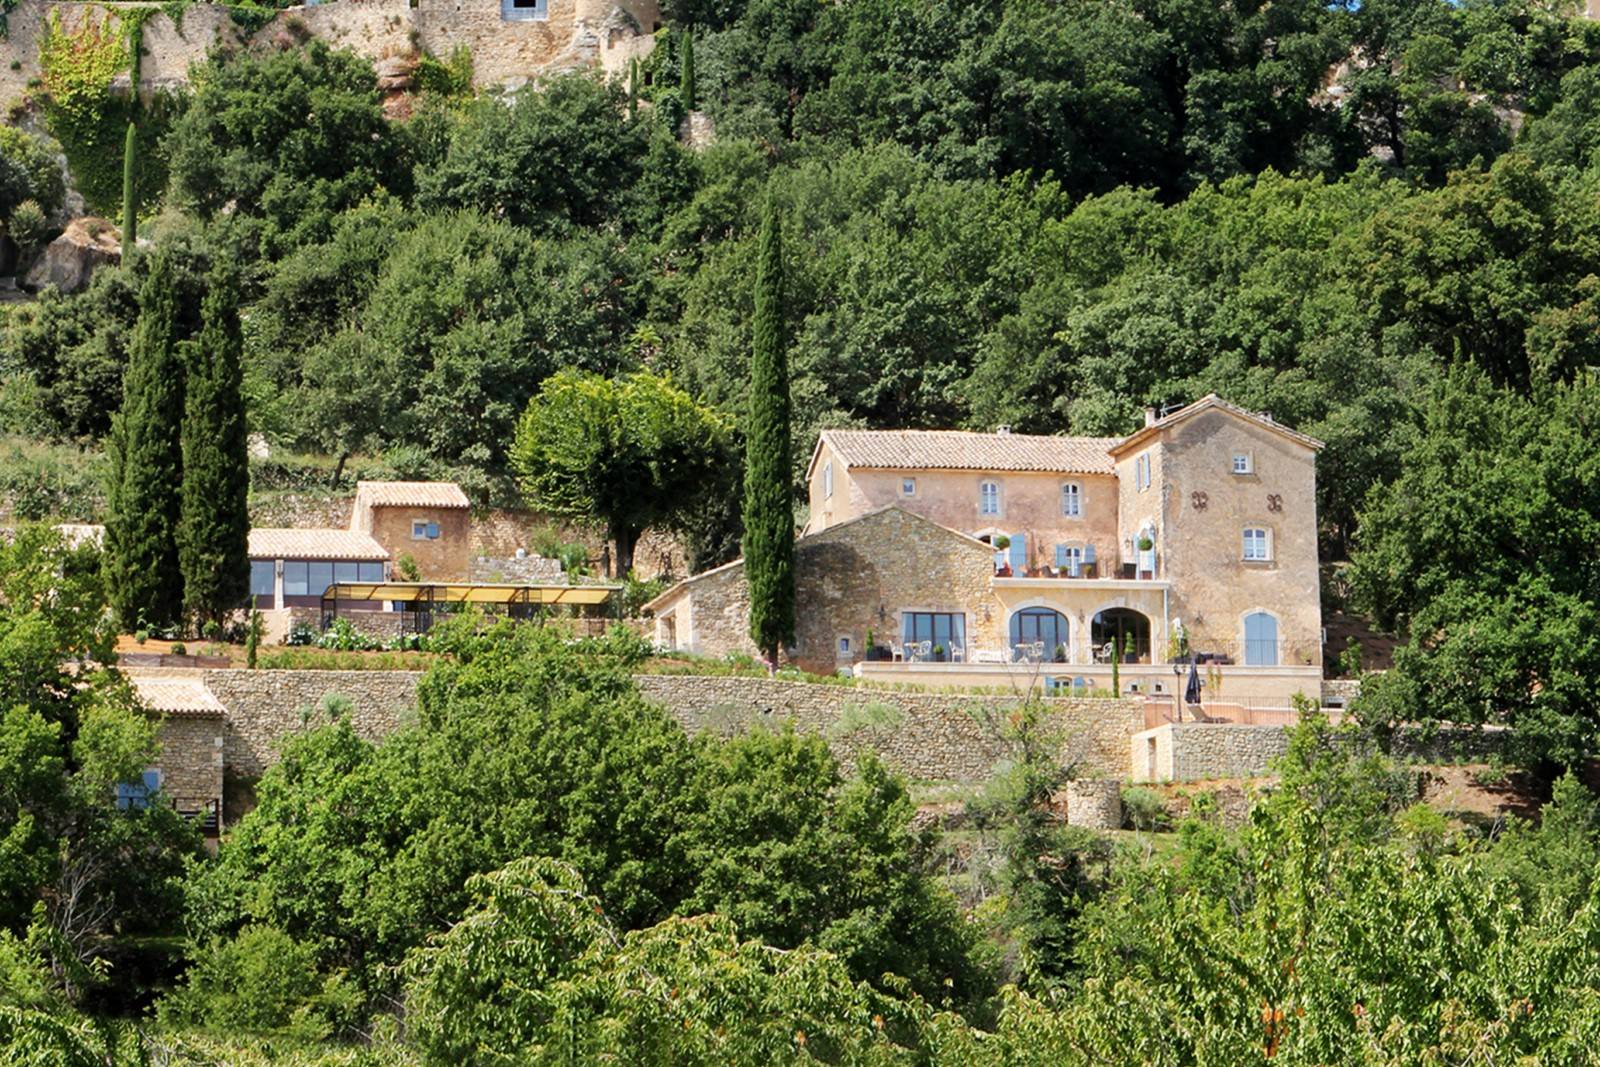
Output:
[{"xmin": 1185, "ymin": 658, "xmax": 1202, "ymax": 706}]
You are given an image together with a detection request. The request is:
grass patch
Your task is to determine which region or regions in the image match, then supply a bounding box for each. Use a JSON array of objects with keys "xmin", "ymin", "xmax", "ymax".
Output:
[{"xmin": 255, "ymin": 648, "xmax": 438, "ymax": 671}]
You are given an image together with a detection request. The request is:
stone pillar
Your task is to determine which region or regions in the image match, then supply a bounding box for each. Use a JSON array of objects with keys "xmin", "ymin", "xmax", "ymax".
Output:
[{"xmin": 1065, "ymin": 778, "xmax": 1123, "ymax": 830}]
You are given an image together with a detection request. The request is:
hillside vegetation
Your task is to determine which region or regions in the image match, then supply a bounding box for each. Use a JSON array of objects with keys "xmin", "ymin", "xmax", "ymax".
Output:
[{"xmin": 7, "ymin": 0, "xmax": 1600, "ymax": 1059}]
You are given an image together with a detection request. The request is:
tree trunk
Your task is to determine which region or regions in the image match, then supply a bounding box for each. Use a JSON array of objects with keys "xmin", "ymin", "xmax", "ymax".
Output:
[
  {"xmin": 612, "ymin": 522, "xmax": 638, "ymax": 578},
  {"xmin": 331, "ymin": 451, "xmax": 348, "ymax": 489}
]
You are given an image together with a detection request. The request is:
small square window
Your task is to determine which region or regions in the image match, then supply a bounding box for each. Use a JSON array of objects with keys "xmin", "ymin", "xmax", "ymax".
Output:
[
  {"xmin": 1243, "ymin": 527, "xmax": 1271, "ymax": 561},
  {"xmin": 412, "ymin": 520, "xmax": 441, "ymax": 541},
  {"xmin": 1233, "ymin": 453, "xmax": 1253, "ymax": 475},
  {"xmin": 901, "ymin": 477, "xmax": 916, "ymax": 497},
  {"xmin": 837, "ymin": 636, "xmax": 852, "ymax": 654},
  {"xmin": 501, "ymin": 0, "xmax": 548, "ymax": 20}
]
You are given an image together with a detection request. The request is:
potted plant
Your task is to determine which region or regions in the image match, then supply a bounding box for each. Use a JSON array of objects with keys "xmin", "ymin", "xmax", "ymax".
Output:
[
  {"xmin": 933, "ymin": 643, "xmax": 946, "ymax": 662},
  {"xmin": 1137, "ymin": 534, "xmax": 1154, "ymax": 551}
]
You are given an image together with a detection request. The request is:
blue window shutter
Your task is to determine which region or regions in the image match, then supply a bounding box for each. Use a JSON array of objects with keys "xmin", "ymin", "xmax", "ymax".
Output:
[
  {"xmin": 1009, "ymin": 533, "xmax": 1026, "ymax": 571},
  {"xmin": 1084, "ymin": 544, "xmax": 1097, "ymax": 563},
  {"xmin": 143, "ymin": 770, "xmax": 161, "ymax": 792},
  {"xmin": 426, "ymin": 522, "xmax": 440, "ymax": 539},
  {"xmin": 1055, "ymin": 544, "xmax": 1067, "ymax": 568}
]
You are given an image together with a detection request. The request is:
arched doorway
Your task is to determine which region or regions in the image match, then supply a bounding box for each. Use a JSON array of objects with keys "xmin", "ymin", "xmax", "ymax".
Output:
[
  {"xmin": 1093, "ymin": 608, "xmax": 1150, "ymax": 663},
  {"xmin": 1010, "ymin": 607, "xmax": 1069, "ymax": 662}
]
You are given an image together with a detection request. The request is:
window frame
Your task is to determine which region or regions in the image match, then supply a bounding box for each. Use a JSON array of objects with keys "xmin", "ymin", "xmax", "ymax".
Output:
[
  {"xmin": 249, "ymin": 559, "xmax": 276, "ymax": 599},
  {"xmin": 1061, "ymin": 481, "xmax": 1082, "ymax": 518},
  {"xmin": 1135, "ymin": 453, "xmax": 1151, "ymax": 491},
  {"xmin": 1232, "ymin": 451, "xmax": 1254, "ymax": 475},
  {"xmin": 1242, "ymin": 526, "xmax": 1272, "ymax": 562},
  {"xmin": 501, "ymin": 0, "xmax": 549, "ymax": 20},
  {"xmin": 900, "ymin": 476, "xmax": 916, "ymax": 498},
  {"xmin": 979, "ymin": 480, "xmax": 1001, "ymax": 516},
  {"xmin": 823, "ymin": 461, "xmax": 834, "ymax": 499}
]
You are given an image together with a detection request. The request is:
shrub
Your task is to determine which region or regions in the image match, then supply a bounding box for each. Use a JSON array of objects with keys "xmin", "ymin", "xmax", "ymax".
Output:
[
  {"xmin": 158, "ymin": 925, "xmax": 360, "ymax": 1038},
  {"xmin": 5, "ymin": 200, "xmax": 49, "ymax": 260},
  {"xmin": 169, "ymin": 642, "xmax": 187, "ymax": 657},
  {"xmin": 1121, "ymin": 785, "xmax": 1167, "ymax": 831}
]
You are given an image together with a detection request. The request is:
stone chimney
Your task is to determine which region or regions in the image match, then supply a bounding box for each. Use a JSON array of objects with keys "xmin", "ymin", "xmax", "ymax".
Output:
[
  {"xmin": 996, "ymin": 424, "xmax": 1011, "ymax": 435},
  {"xmin": 1144, "ymin": 407, "xmax": 1159, "ymax": 427}
]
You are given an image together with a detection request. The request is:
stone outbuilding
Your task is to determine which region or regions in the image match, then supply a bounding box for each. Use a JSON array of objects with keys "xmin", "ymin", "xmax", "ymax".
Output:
[
  {"xmin": 129, "ymin": 673, "xmax": 225, "ymax": 836},
  {"xmin": 351, "ymin": 480, "xmax": 473, "ymax": 580},
  {"xmin": 645, "ymin": 506, "xmax": 1005, "ymax": 675}
]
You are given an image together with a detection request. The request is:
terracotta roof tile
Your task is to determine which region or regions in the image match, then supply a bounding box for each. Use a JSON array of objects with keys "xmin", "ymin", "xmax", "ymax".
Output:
[
  {"xmin": 129, "ymin": 674, "xmax": 224, "ymax": 716},
  {"xmin": 354, "ymin": 481, "xmax": 470, "ymax": 509},
  {"xmin": 248, "ymin": 528, "xmax": 389, "ymax": 561},
  {"xmin": 820, "ymin": 429, "xmax": 1119, "ymax": 475}
]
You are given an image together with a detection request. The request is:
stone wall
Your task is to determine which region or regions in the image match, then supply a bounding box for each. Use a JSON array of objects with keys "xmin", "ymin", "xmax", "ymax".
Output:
[
  {"xmin": 203, "ymin": 669, "xmax": 421, "ymax": 776},
  {"xmin": 156, "ymin": 714, "xmax": 224, "ymax": 814},
  {"xmin": 1133, "ymin": 719, "xmax": 1509, "ymax": 782},
  {"xmin": 468, "ymin": 554, "xmax": 565, "ymax": 583},
  {"xmin": 1, "ymin": 0, "xmax": 659, "ymax": 108},
  {"xmin": 635, "ymin": 674, "xmax": 1143, "ymax": 782},
  {"xmin": 1064, "ymin": 779, "xmax": 1122, "ymax": 829}
]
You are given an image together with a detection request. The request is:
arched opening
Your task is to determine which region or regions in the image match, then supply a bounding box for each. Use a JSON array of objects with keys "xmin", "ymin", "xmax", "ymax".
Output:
[
  {"xmin": 1244, "ymin": 611, "xmax": 1279, "ymax": 666},
  {"xmin": 1093, "ymin": 608, "xmax": 1150, "ymax": 664},
  {"xmin": 1009, "ymin": 607, "xmax": 1069, "ymax": 662}
]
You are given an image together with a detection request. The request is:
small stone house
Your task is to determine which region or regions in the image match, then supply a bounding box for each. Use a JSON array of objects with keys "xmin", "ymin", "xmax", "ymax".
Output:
[
  {"xmin": 350, "ymin": 480, "xmax": 473, "ymax": 580},
  {"xmin": 127, "ymin": 674, "xmax": 225, "ymax": 837}
]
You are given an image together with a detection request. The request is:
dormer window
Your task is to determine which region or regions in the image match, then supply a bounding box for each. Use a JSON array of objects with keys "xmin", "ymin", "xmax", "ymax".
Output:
[
  {"xmin": 1233, "ymin": 452, "xmax": 1253, "ymax": 475},
  {"xmin": 1061, "ymin": 482, "xmax": 1081, "ymax": 517},
  {"xmin": 979, "ymin": 480, "xmax": 1001, "ymax": 516}
]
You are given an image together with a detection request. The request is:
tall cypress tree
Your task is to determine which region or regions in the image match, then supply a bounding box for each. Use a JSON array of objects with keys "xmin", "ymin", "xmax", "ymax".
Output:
[
  {"xmin": 628, "ymin": 57, "xmax": 639, "ymax": 120},
  {"xmin": 105, "ymin": 251, "xmax": 185, "ymax": 630},
  {"xmin": 679, "ymin": 30, "xmax": 696, "ymax": 112},
  {"xmin": 743, "ymin": 197, "xmax": 794, "ymax": 667},
  {"xmin": 178, "ymin": 269, "xmax": 251, "ymax": 629},
  {"xmin": 121, "ymin": 121, "xmax": 138, "ymax": 247}
]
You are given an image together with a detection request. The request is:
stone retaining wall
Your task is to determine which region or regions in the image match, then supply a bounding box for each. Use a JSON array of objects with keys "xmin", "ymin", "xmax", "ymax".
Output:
[
  {"xmin": 1064, "ymin": 779, "xmax": 1122, "ymax": 829},
  {"xmin": 202, "ymin": 669, "xmax": 421, "ymax": 777},
  {"xmin": 156, "ymin": 714, "xmax": 224, "ymax": 814},
  {"xmin": 634, "ymin": 675, "xmax": 1143, "ymax": 782}
]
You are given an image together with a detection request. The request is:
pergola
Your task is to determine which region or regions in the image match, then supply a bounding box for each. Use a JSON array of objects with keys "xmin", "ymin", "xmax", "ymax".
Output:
[{"xmin": 320, "ymin": 581, "xmax": 621, "ymax": 634}]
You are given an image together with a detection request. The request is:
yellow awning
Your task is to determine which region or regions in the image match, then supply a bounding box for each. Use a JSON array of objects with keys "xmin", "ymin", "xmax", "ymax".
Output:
[{"xmin": 323, "ymin": 582, "xmax": 618, "ymax": 606}]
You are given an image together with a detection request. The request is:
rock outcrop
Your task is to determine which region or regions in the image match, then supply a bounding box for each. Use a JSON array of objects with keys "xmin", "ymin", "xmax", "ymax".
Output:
[{"xmin": 23, "ymin": 217, "xmax": 120, "ymax": 294}]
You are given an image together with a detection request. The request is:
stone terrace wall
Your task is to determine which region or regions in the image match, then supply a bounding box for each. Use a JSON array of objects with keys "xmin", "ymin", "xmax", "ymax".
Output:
[
  {"xmin": 635, "ymin": 675, "xmax": 1144, "ymax": 782},
  {"xmin": 203, "ymin": 669, "xmax": 420, "ymax": 776}
]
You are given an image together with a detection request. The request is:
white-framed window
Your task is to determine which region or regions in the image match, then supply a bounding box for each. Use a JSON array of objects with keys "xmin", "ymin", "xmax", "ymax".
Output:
[
  {"xmin": 900, "ymin": 477, "xmax": 916, "ymax": 497},
  {"xmin": 1242, "ymin": 526, "xmax": 1271, "ymax": 561},
  {"xmin": 412, "ymin": 519, "xmax": 441, "ymax": 541},
  {"xmin": 1061, "ymin": 481, "xmax": 1081, "ymax": 517},
  {"xmin": 823, "ymin": 461, "xmax": 834, "ymax": 499},
  {"xmin": 1233, "ymin": 452, "xmax": 1253, "ymax": 475},
  {"xmin": 979, "ymin": 480, "xmax": 1001, "ymax": 516},
  {"xmin": 1135, "ymin": 453, "xmax": 1151, "ymax": 491},
  {"xmin": 1055, "ymin": 543, "xmax": 1085, "ymax": 576}
]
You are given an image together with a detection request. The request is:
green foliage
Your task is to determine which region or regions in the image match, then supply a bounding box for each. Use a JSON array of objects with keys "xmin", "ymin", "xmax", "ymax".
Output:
[
  {"xmin": 513, "ymin": 370, "xmax": 731, "ymax": 575},
  {"xmin": 413, "ymin": 45, "xmax": 473, "ymax": 99},
  {"xmin": 1120, "ymin": 786, "xmax": 1167, "ymax": 832},
  {"xmin": 178, "ymin": 269, "xmax": 250, "ymax": 629},
  {"xmin": 37, "ymin": 12, "xmax": 130, "ymax": 215},
  {"xmin": 165, "ymin": 42, "xmax": 394, "ymax": 257},
  {"xmin": 6, "ymin": 200, "xmax": 48, "ymax": 262},
  {"xmin": 104, "ymin": 249, "xmax": 186, "ymax": 629},
  {"xmin": 0, "ymin": 126, "xmax": 66, "ymax": 223},
  {"xmin": 679, "ymin": 28, "xmax": 697, "ymax": 112},
  {"xmin": 742, "ymin": 196, "xmax": 794, "ymax": 661},
  {"xmin": 158, "ymin": 925, "xmax": 360, "ymax": 1038}
]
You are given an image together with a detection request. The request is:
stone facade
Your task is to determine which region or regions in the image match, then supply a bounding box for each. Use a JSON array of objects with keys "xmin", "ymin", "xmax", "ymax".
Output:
[
  {"xmin": 202, "ymin": 669, "xmax": 421, "ymax": 777},
  {"xmin": 468, "ymin": 554, "xmax": 565, "ymax": 583},
  {"xmin": 634, "ymin": 674, "xmax": 1144, "ymax": 782},
  {"xmin": 156, "ymin": 714, "xmax": 224, "ymax": 819},
  {"xmin": 1131, "ymin": 405, "xmax": 1323, "ymax": 669},
  {"xmin": 1, "ymin": 0, "xmax": 658, "ymax": 107},
  {"xmin": 647, "ymin": 506, "xmax": 1005, "ymax": 675},
  {"xmin": 363, "ymin": 503, "xmax": 471, "ymax": 580},
  {"xmin": 789, "ymin": 397, "xmax": 1325, "ymax": 684},
  {"xmin": 1063, "ymin": 778, "xmax": 1123, "ymax": 829}
]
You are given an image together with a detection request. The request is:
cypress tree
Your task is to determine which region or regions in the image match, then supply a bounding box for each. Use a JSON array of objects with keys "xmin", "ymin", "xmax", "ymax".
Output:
[
  {"xmin": 679, "ymin": 30, "xmax": 696, "ymax": 112},
  {"xmin": 178, "ymin": 269, "xmax": 251, "ymax": 629},
  {"xmin": 105, "ymin": 251, "xmax": 185, "ymax": 631},
  {"xmin": 121, "ymin": 121, "xmax": 137, "ymax": 247},
  {"xmin": 628, "ymin": 57, "xmax": 639, "ymax": 120},
  {"xmin": 742, "ymin": 197, "xmax": 794, "ymax": 668}
]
